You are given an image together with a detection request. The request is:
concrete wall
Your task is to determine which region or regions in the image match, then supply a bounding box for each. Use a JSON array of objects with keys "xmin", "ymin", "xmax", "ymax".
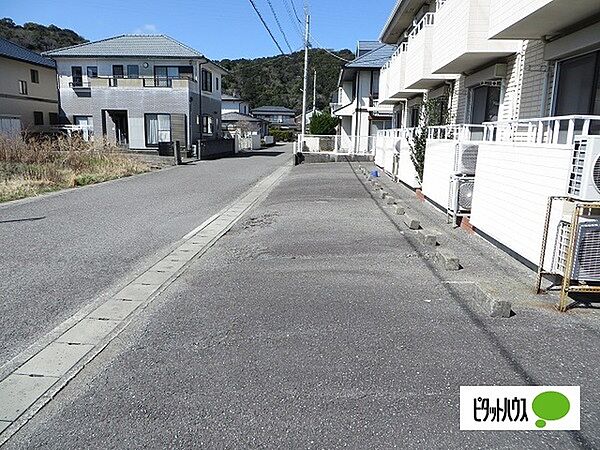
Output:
[
  {"xmin": 470, "ymin": 141, "xmax": 572, "ymax": 267},
  {"xmin": 0, "ymin": 56, "xmax": 58, "ymax": 128}
]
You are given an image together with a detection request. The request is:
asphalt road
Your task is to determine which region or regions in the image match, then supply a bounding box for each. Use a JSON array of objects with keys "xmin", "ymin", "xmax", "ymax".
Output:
[
  {"xmin": 0, "ymin": 145, "xmax": 292, "ymax": 367},
  {"xmin": 6, "ymin": 163, "xmax": 598, "ymax": 449}
]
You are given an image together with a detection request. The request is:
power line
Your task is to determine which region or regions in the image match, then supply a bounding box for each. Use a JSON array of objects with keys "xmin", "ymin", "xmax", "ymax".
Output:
[
  {"xmin": 308, "ymin": 33, "xmax": 352, "ymax": 62},
  {"xmin": 281, "ymin": 0, "xmax": 305, "ymax": 40},
  {"xmin": 247, "ymin": 0, "xmax": 286, "ymax": 55},
  {"xmin": 286, "ymin": 0, "xmax": 302, "ymax": 24},
  {"xmin": 265, "ymin": 0, "xmax": 294, "ymax": 53}
]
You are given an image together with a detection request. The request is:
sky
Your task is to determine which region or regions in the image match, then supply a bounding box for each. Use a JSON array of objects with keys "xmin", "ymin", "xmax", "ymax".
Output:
[{"xmin": 1, "ymin": 0, "xmax": 396, "ymax": 60}]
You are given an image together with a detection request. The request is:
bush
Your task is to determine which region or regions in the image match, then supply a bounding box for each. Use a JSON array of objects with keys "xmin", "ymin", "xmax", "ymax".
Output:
[
  {"xmin": 269, "ymin": 128, "xmax": 296, "ymax": 142},
  {"xmin": 309, "ymin": 111, "xmax": 339, "ymax": 135}
]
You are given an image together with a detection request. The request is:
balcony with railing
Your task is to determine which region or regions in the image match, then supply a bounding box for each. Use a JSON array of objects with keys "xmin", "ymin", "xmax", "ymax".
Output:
[
  {"xmin": 489, "ymin": 0, "xmax": 600, "ymax": 40},
  {"xmin": 379, "ymin": 42, "xmax": 425, "ymax": 105},
  {"xmin": 431, "ymin": 0, "xmax": 521, "ymax": 74},
  {"xmin": 403, "ymin": 12, "xmax": 457, "ymax": 89},
  {"xmin": 90, "ymin": 76, "xmax": 195, "ymax": 89}
]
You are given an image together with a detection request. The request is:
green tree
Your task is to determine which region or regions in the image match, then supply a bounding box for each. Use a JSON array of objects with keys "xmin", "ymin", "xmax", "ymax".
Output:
[{"xmin": 309, "ymin": 111, "xmax": 339, "ymax": 135}]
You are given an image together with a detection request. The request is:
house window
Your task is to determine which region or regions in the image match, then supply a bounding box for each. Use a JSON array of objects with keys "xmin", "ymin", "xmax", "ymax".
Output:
[
  {"xmin": 202, "ymin": 115, "xmax": 214, "ymax": 134},
  {"xmin": 202, "ymin": 69, "xmax": 213, "ymax": 92},
  {"xmin": 145, "ymin": 114, "xmax": 171, "ymax": 146},
  {"xmin": 215, "ymin": 77, "xmax": 219, "ymax": 91},
  {"xmin": 87, "ymin": 66, "xmax": 98, "ymax": 78},
  {"xmin": 49, "ymin": 112, "xmax": 59, "ymax": 125},
  {"xmin": 19, "ymin": 80, "xmax": 28, "ymax": 95},
  {"xmin": 33, "ymin": 111, "xmax": 44, "ymax": 125},
  {"xmin": 30, "ymin": 69, "xmax": 39, "ymax": 84},
  {"xmin": 554, "ymin": 51, "xmax": 600, "ymax": 116},
  {"xmin": 71, "ymin": 66, "xmax": 83, "ymax": 87},
  {"xmin": 127, "ymin": 65, "xmax": 139, "ymax": 78},
  {"xmin": 470, "ymin": 85, "xmax": 500, "ymax": 124},
  {"xmin": 410, "ymin": 106, "xmax": 420, "ymax": 127},
  {"xmin": 112, "ymin": 65, "xmax": 124, "ymax": 78}
]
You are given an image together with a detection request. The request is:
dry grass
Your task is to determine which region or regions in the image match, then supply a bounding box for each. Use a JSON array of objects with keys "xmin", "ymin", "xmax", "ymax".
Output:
[{"xmin": 0, "ymin": 135, "xmax": 151, "ymax": 203}]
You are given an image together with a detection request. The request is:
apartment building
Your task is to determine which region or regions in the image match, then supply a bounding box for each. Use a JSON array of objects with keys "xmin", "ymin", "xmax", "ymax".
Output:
[
  {"xmin": 332, "ymin": 41, "xmax": 395, "ymax": 153},
  {"xmin": 376, "ymin": 0, "xmax": 600, "ymax": 271},
  {"xmin": 44, "ymin": 35, "xmax": 226, "ymax": 151},
  {"xmin": 0, "ymin": 37, "xmax": 58, "ymax": 134}
]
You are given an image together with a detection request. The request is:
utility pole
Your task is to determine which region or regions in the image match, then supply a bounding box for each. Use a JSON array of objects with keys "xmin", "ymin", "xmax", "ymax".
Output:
[
  {"xmin": 313, "ymin": 69, "xmax": 317, "ymax": 114},
  {"xmin": 301, "ymin": 9, "xmax": 310, "ymax": 140}
]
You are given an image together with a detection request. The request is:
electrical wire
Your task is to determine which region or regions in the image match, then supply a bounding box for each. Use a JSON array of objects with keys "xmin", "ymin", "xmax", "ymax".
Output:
[
  {"xmin": 265, "ymin": 0, "xmax": 294, "ymax": 53},
  {"xmin": 247, "ymin": 0, "xmax": 286, "ymax": 55}
]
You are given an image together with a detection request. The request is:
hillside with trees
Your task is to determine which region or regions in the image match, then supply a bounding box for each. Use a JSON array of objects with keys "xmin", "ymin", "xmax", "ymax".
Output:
[
  {"xmin": 0, "ymin": 18, "xmax": 86, "ymax": 53},
  {"xmin": 219, "ymin": 48, "xmax": 354, "ymax": 114}
]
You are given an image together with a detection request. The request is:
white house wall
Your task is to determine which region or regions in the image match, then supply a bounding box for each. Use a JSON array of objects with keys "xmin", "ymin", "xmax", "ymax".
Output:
[
  {"xmin": 470, "ymin": 142, "xmax": 573, "ymax": 268},
  {"xmin": 422, "ymin": 140, "xmax": 455, "ymax": 209}
]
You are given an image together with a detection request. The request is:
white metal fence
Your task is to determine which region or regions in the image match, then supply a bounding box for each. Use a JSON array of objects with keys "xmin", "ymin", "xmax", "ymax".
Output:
[{"xmin": 296, "ymin": 135, "xmax": 377, "ymax": 155}]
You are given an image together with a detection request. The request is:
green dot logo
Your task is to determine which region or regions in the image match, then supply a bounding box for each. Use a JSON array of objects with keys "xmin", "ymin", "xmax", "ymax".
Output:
[{"xmin": 532, "ymin": 391, "xmax": 571, "ymax": 428}]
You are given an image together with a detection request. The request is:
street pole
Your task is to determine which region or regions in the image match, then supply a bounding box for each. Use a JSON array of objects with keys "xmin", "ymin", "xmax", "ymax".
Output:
[
  {"xmin": 301, "ymin": 11, "xmax": 310, "ymax": 143},
  {"xmin": 313, "ymin": 69, "xmax": 317, "ymax": 114}
]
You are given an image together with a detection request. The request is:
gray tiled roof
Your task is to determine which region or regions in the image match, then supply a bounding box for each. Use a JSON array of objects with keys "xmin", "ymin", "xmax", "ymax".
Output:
[
  {"xmin": 345, "ymin": 43, "xmax": 396, "ymax": 69},
  {"xmin": 357, "ymin": 41, "xmax": 381, "ymax": 57},
  {"xmin": 222, "ymin": 112, "xmax": 266, "ymax": 123},
  {"xmin": 0, "ymin": 37, "xmax": 55, "ymax": 68},
  {"xmin": 252, "ymin": 106, "xmax": 295, "ymax": 114},
  {"xmin": 43, "ymin": 35, "xmax": 204, "ymax": 59}
]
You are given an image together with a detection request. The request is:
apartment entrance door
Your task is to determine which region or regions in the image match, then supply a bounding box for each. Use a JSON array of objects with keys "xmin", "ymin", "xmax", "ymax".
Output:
[{"xmin": 103, "ymin": 110, "xmax": 128, "ymax": 146}]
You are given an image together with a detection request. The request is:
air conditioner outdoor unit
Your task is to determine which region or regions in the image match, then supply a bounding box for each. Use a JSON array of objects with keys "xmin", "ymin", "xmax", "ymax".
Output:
[
  {"xmin": 454, "ymin": 142, "xmax": 479, "ymax": 175},
  {"xmin": 553, "ymin": 216, "xmax": 600, "ymax": 282},
  {"xmin": 567, "ymin": 136, "xmax": 600, "ymax": 200},
  {"xmin": 449, "ymin": 175, "xmax": 475, "ymax": 217}
]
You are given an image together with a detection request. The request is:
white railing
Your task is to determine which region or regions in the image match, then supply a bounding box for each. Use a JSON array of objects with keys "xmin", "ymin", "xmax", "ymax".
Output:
[
  {"xmin": 482, "ymin": 115, "xmax": 600, "ymax": 146},
  {"xmin": 436, "ymin": 0, "xmax": 448, "ymax": 11},
  {"xmin": 408, "ymin": 13, "xmax": 435, "ymax": 40},
  {"xmin": 428, "ymin": 124, "xmax": 487, "ymax": 141},
  {"xmin": 296, "ymin": 135, "xmax": 377, "ymax": 155}
]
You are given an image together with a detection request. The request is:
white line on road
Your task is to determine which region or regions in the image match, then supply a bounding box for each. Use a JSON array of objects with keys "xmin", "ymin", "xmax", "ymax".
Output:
[{"xmin": 0, "ymin": 164, "xmax": 290, "ymax": 445}]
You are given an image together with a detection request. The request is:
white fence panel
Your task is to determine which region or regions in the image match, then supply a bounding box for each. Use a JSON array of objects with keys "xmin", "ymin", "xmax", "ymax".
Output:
[{"xmin": 470, "ymin": 142, "xmax": 573, "ymax": 268}]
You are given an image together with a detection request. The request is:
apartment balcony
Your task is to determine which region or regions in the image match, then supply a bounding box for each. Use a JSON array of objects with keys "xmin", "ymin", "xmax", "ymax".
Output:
[
  {"xmin": 489, "ymin": 0, "xmax": 600, "ymax": 39},
  {"xmin": 86, "ymin": 77, "xmax": 196, "ymax": 90},
  {"xmin": 403, "ymin": 13, "xmax": 457, "ymax": 90},
  {"xmin": 379, "ymin": 43, "xmax": 424, "ymax": 104},
  {"xmin": 431, "ymin": 0, "xmax": 521, "ymax": 74}
]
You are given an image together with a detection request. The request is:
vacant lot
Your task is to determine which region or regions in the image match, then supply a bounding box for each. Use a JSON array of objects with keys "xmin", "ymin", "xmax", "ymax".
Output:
[{"xmin": 0, "ymin": 135, "xmax": 150, "ymax": 202}]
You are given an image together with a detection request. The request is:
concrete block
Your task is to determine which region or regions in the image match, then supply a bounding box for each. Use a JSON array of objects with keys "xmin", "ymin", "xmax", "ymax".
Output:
[
  {"xmin": 386, "ymin": 196, "xmax": 396, "ymax": 205},
  {"xmin": 0, "ymin": 374, "xmax": 58, "ymax": 421},
  {"xmin": 403, "ymin": 215, "xmax": 421, "ymax": 230},
  {"xmin": 87, "ymin": 299, "xmax": 143, "ymax": 321},
  {"xmin": 395, "ymin": 205, "xmax": 405, "ymax": 215},
  {"xmin": 134, "ymin": 270, "xmax": 173, "ymax": 286},
  {"xmin": 57, "ymin": 319, "xmax": 120, "ymax": 345},
  {"xmin": 417, "ymin": 230, "xmax": 439, "ymax": 247},
  {"xmin": 16, "ymin": 342, "xmax": 94, "ymax": 378},
  {"xmin": 435, "ymin": 249, "xmax": 460, "ymax": 271},
  {"xmin": 379, "ymin": 190, "xmax": 388, "ymax": 199},
  {"xmin": 473, "ymin": 288, "xmax": 512, "ymax": 318}
]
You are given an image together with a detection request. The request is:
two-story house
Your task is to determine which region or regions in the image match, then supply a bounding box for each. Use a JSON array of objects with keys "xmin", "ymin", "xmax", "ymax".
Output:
[
  {"xmin": 222, "ymin": 93, "xmax": 251, "ymax": 116},
  {"xmin": 44, "ymin": 35, "xmax": 226, "ymax": 151},
  {"xmin": 251, "ymin": 106, "xmax": 297, "ymax": 130},
  {"xmin": 332, "ymin": 41, "xmax": 395, "ymax": 153},
  {"xmin": 0, "ymin": 37, "xmax": 58, "ymax": 135}
]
